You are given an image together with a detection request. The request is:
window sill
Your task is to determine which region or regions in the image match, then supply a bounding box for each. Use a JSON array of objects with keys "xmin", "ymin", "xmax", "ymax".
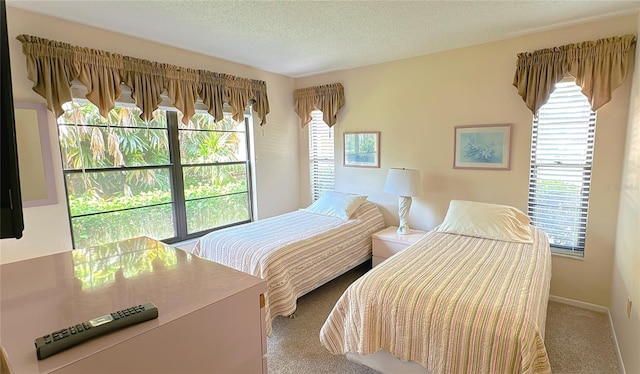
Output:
[{"xmin": 551, "ymin": 248, "xmax": 585, "ymax": 260}]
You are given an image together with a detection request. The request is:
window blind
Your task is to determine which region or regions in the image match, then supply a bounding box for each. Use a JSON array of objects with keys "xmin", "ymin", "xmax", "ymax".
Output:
[
  {"xmin": 308, "ymin": 110, "xmax": 335, "ymax": 202},
  {"xmin": 528, "ymin": 80, "xmax": 596, "ymax": 255}
]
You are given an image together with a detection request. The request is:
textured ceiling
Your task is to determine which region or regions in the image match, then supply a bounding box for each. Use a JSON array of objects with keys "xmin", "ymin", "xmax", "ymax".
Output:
[{"xmin": 7, "ymin": 0, "xmax": 640, "ymax": 78}]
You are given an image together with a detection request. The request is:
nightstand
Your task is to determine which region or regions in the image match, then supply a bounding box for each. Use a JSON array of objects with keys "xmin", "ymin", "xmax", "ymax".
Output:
[{"xmin": 372, "ymin": 226, "xmax": 427, "ymax": 267}]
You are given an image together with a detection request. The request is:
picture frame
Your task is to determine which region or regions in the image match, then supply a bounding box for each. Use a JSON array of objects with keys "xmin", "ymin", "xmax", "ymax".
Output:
[
  {"xmin": 14, "ymin": 102, "xmax": 58, "ymax": 207},
  {"xmin": 343, "ymin": 131, "xmax": 380, "ymax": 168},
  {"xmin": 453, "ymin": 124, "xmax": 511, "ymax": 170}
]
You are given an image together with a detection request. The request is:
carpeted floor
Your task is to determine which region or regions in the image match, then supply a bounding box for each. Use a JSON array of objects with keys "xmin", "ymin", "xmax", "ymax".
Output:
[{"xmin": 267, "ymin": 263, "xmax": 621, "ymax": 374}]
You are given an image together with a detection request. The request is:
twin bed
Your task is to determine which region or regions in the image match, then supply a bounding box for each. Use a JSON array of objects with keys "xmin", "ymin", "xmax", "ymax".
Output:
[
  {"xmin": 321, "ymin": 200, "xmax": 552, "ymax": 373},
  {"xmin": 192, "ymin": 195, "xmax": 552, "ymax": 373},
  {"xmin": 192, "ymin": 192, "xmax": 385, "ymax": 336}
]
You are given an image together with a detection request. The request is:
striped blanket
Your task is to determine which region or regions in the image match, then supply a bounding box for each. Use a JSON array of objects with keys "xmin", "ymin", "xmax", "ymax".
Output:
[
  {"xmin": 320, "ymin": 228, "xmax": 552, "ymax": 374},
  {"xmin": 193, "ymin": 201, "xmax": 385, "ymax": 336}
]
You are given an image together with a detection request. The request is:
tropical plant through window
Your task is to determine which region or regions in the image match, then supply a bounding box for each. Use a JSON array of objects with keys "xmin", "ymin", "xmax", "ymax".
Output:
[
  {"xmin": 177, "ymin": 110, "xmax": 250, "ymax": 233},
  {"xmin": 58, "ymin": 101, "xmax": 252, "ymax": 248}
]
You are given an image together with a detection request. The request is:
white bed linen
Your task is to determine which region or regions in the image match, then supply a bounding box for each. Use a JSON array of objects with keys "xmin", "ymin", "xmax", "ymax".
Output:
[
  {"xmin": 320, "ymin": 227, "xmax": 552, "ymax": 374},
  {"xmin": 192, "ymin": 201, "xmax": 385, "ymax": 336}
]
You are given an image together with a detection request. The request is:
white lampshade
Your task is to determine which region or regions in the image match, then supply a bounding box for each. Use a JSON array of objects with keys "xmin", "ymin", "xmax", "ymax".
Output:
[{"xmin": 383, "ymin": 168, "xmax": 422, "ymax": 197}]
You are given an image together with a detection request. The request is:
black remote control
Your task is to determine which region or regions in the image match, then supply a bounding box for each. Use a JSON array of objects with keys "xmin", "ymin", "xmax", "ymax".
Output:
[{"xmin": 34, "ymin": 302, "xmax": 159, "ymax": 360}]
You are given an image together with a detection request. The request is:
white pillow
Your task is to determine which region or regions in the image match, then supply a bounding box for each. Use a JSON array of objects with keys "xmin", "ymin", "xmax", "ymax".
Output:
[
  {"xmin": 435, "ymin": 200, "xmax": 533, "ymax": 243},
  {"xmin": 302, "ymin": 191, "xmax": 368, "ymax": 220}
]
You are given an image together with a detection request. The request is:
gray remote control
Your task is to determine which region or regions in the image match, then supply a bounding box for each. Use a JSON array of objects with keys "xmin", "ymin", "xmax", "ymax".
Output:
[{"xmin": 35, "ymin": 302, "xmax": 158, "ymax": 360}]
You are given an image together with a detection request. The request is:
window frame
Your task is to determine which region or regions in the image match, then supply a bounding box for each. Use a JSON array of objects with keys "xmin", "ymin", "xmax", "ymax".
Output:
[
  {"xmin": 308, "ymin": 110, "xmax": 335, "ymax": 202},
  {"xmin": 57, "ymin": 100, "xmax": 254, "ymax": 248},
  {"xmin": 170, "ymin": 110, "xmax": 255, "ymax": 242},
  {"xmin": 527, "ymin": 79, "xmax": 596, "ymax": 257}
]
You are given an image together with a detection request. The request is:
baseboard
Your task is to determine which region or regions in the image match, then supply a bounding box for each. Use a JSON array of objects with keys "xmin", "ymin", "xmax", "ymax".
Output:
[
  {"xmin": 549, "ymin": 295, "xmax": 626, "ymax": 373},
  {"xmin": 548, "ymin": 295, "xmax": 608, "ymax": 313},
  {"xmin": 607, "ymin": 310, "xmax": 626, "ymax": 374}
]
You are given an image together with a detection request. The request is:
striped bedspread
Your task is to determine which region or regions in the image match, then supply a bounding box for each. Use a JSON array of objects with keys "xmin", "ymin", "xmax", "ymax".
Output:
[
  {"xmin": 192, "ymin": 201, "xmax": 385, "ymax": 336},
  {"xmin": 320, "ymin": 227, "xmax": 552, "ymax": 374}
]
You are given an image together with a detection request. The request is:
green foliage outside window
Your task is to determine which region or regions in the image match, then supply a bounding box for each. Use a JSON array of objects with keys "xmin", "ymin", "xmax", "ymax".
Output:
[{"xmin": 58, "ymin": 102, "xmax": 251, "ymax": 248}]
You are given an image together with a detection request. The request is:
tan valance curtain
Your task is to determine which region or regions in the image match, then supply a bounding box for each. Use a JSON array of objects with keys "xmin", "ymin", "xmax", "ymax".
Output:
[
  {"xmin": 513, "ymin": 34, "xmax": 636, "ymax": 115},
  {"xmin": 16, "ymin": 34, "xmax": 270, "ymax": 125},
  {"xmin": 294, "ymin": 83, "xmax": 344, "ymax": 127}
]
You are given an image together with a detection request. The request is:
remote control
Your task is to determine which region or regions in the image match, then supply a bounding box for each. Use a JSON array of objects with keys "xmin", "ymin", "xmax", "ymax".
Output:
[{"xmin": 34, "ymin": 302, "xmax": 158, "ymax": 360}]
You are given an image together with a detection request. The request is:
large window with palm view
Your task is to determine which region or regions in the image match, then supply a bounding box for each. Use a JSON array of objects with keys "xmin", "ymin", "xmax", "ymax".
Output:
[{"xmin": 57, "ymin": 101, "xmax": 252, "ymax": 248}]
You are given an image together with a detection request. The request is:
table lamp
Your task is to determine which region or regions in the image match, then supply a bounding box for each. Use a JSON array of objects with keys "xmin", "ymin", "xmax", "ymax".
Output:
[{"xmin": 383, "ymin": 168, "xmax": 421, "ymax": 234}]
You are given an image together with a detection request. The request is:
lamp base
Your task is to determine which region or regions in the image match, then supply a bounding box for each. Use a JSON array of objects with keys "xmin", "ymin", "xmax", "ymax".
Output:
[
  {"xmin": 397, "ymin": 196, "xmax": 412, "ymax": 235},
  {"xmin": 396, "ymin": 225, "xmax": 411, "ymax": 235}
]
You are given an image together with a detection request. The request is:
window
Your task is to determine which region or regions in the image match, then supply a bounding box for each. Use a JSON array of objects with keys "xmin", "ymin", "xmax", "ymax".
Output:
[
  {"xmin": 528, "ymin": 80, "xmax": 596, "ymax": 256},
  {"xmin": 308, "ymin": 110, "xmax": 334, "ymax": 202},
  {"xmin": 57, "ymin": 101, "xmax": 252, "ymax": 248}
]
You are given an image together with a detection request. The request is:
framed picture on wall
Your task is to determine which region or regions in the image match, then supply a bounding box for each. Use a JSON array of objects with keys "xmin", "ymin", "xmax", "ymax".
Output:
[
  {"xmin": 453, "ymin": 124, "xmax": 511, "ymax": 170},
  {"xmin": 14, "ymin": 102, "xmax": 58, "ymax": 206},
  {"xmin": 343, "ymin": 131, "xmax": 380, "ymax": 168}
]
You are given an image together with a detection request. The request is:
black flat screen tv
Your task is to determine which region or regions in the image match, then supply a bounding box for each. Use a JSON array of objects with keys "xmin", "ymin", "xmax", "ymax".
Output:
[{"xmin": 0, "ymin": 0, "xmax": 25, "ymax": 239}]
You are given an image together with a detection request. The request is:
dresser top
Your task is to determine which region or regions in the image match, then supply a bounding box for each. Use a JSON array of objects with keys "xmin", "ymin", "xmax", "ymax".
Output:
[{"xmin": 0, "ymin": 237, "xmax": 265, "ymax": 373}]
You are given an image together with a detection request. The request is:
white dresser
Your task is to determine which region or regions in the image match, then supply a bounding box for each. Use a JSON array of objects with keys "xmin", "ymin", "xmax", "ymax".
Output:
[{"xmin": 0, "ymin": 237, "xmax": 267, "ymax": 374}]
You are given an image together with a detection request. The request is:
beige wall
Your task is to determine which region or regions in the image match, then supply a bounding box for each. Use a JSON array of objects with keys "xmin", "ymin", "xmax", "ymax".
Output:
[
  {"xmin": 610, "ymin": 12, "xmax": 640, "ymax": 374},
  {"xmin": 296, "ymin": 15, "xmax": 637, "ymax": 308},
  {"xmin": 0, "ymin": 7, "xmax": 300, "ymax": 263}
]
